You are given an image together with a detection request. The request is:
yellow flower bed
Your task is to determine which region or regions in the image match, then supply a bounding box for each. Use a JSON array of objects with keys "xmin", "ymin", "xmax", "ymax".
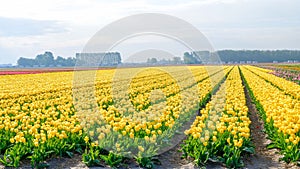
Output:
[
  {"xmin": 245, "ymin": 65, "xmax": 300, "ymax": 99},
  {"xmin": 182, "ymin": 66, "xmax": 252, "ymax": 168},
  {"xmin": 0, "ymin": 66, "xmax": 230, "ymax": 167},
  {"xmin": 241, "ymin": 66, "xmax": 300, "ymax": 162}
]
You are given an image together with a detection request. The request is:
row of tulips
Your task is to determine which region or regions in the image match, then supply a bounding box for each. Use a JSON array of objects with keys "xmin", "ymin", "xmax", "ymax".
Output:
[
  {"xmin": 182, "ymin": 66, "xmax": 254, "ymax": 168},
  {"xmin": 245, "ymin": 66, "xmax": 300, "ymax": 100},
  {"xmin": 240, "ymin": 66, "xmax": 300, "ymax": 162}
]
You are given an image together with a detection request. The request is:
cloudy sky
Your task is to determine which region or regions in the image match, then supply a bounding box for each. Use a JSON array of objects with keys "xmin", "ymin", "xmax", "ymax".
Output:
[{"xmin": 0, "ymin": 0, "xmax": 299, "ymax": 64}]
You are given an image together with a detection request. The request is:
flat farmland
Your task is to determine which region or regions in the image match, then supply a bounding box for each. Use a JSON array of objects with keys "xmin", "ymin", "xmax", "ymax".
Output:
[{"xmin": 0, "ymin": 65, "xmax": 299, "ymax": 168}]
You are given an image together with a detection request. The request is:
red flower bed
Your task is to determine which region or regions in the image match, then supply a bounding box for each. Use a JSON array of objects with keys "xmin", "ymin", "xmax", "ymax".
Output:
[{"xmin": 0, "ymin": 68, "xmax": 74, "ymax": 75}]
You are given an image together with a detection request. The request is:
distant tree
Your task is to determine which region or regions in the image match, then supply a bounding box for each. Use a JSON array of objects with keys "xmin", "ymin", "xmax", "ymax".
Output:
[
  {"xmin": 55, "ymin": 56, "xmax": 66, "ymax": 66},
  {"xmin": 184, "ymin": 52, "xmax": 199, "ymax": 64},
  {"xmin": 35, "ymin": 51, "xmax": 54, "ymax": 66},
  {"xmin": 172, "ymin": 57, "xmax": 182, "ymax": 64},
  {"xmin": 151, "ymin": 58, "xmax": 157, "ymax": 63},
  {"xmin": 193, "ymin": 51, "xmax": 209, "ymax": 63},
  {"xmin": 17, "ymin": 57, "xmax": 36, "ymax": 67},
  {"xmin": 147, "ymin": 58, "xmax": 158, "ymax": 64},
  {"xmin": 115, "ymin": 52, "xmax": 122, "ymax": 64},
  {"xmin": 159, "ymin": 58, "xmax": 168, "ymax": 64},
  {"xmin": 66, "ymin": 57, "xmax": 76, "ymax": 66},
  {"xmin": 203, "ymin": 50, "xmax": 300, "ymax": 63},
  {"xmin": 183, "ymin": 52, "xmax": 192, "ymax": 64},
  {"xmin": 17, "ymin": 52, "xmax": 78, "ymax": 67}
]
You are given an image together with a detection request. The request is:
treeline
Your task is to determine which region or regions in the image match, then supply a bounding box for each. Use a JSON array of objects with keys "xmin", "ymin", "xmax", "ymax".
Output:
[
  {"xmin": 146, "ymin": 57, "xmax": 182, "ymax": 64},
  {"xmin": 17, "ymin": 50, "xmax": 300, "ymax": 67},
  {"xmin": 17, "ymin": 52, "xmax": 76, "ymax": 67},
  {"xmin": 217, "ymin": 50, "xmax": 300, "ymax": 63},
  {"xmin": 189, "ymin": 50, "xmax": 300, "ymax": 64},
  {"xmin": 152, "ymin": 50, "xmax": 300, "ymax": 64},
  {"xmin": 17, "ymin": 52, "xmax": 122, "ymax": 67}
]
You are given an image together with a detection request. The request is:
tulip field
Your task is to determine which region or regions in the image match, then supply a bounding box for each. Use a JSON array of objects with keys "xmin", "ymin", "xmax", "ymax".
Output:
[
  {"xmin": 0, "ymin": 65, "xmax": 299, "ymax": 168},
  {"xmin": 261, "ymin": 64, "xmax": 300, "ymax": 85}
]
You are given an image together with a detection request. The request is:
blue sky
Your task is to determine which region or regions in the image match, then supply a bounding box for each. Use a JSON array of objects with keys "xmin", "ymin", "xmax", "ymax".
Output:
[{"xmin": 0, "ymin": 0, "xmax": 300, "ymax": 64}]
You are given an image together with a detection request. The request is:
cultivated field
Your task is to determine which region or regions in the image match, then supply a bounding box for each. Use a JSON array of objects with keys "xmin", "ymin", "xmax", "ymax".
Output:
[{"xmin": 0, "ymin": 65, "xmax": 299, "ymax": 168}]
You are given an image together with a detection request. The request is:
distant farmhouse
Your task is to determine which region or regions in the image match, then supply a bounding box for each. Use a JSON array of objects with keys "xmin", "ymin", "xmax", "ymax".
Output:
[{"xmin": 75, "ymin": 52, "xmax": 121, "ymax": 66}]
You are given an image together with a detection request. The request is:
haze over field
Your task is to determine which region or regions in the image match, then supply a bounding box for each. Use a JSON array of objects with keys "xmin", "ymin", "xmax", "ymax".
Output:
[{"xmin": 0, "ymin": 0, "xmax": 300, "ymax": 64}]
